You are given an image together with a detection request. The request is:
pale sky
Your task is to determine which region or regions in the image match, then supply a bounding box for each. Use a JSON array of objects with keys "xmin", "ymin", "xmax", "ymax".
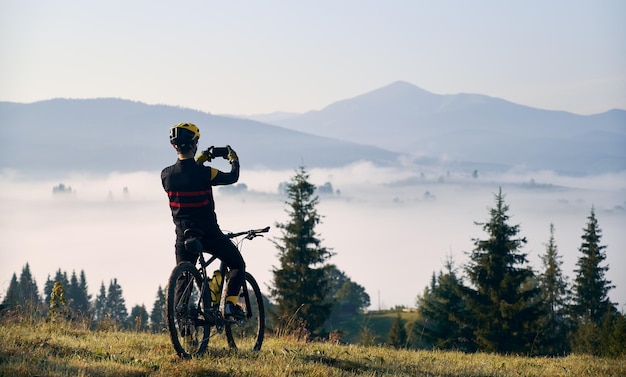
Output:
[{"xmin": 1, "ymin": 1, "xmax": 625, "ymax": 115}]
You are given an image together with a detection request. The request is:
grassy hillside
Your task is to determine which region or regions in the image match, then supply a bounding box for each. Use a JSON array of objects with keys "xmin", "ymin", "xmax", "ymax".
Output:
[{"xmin": 2, "ymin": 319, "xmax": 625, "ymax": 377}]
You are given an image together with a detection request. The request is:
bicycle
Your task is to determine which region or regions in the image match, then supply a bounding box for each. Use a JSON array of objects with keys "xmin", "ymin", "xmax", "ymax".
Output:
[{"xmin": 165, "ymin": 226, "xmax": 269, "ymax": 358}]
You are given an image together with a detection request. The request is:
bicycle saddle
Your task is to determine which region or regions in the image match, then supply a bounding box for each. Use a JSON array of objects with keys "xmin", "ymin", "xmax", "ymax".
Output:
[
  {"xmin": 183, "ymin": 228, "xmax": 204, "ymax": 254},
  {"xmin": 183, "ymin": 228, "xmax": 205, "ymax": 239}
]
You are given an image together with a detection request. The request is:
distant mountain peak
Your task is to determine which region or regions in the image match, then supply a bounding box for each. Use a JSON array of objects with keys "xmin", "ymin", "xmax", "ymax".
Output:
[
  {"xmin": 317, "ymin": 81, "xmax": 440, "ymax": 115},
  {"xmin": 382, "ymin": 80, "xmax": 431, "ymax": 92},
  {"xmin": 360, "ymin": 80, "xmax": 435, "ymax": 99},
  {"xmin": 265, "ymin": 81, "xmax": 626, "ymax": 174}
]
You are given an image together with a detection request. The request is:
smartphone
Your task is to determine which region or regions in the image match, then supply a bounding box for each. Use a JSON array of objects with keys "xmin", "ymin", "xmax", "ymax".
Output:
[{"xmin": 211, "ymin": 147, "xmax": 229, "ymax": 158}]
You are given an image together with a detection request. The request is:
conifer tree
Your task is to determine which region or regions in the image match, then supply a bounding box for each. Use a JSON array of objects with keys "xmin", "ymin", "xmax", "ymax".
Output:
[
  {"xmin": 1, "ymin": 264, "xmax": 43, "ymax": 314},
  {"xmin": 538, "ymin": 223, "xmax": 570, "ymax": 355},
  {"xmin": 128, "ymin": 304, "xmax": 150, "ymax": 332},
  {"xmin": 414, "ymin": 259, "xmax": 471, "ymax": 351},
  {"xmin": 78, "ymin": 270, "xmax": 92, "ymax": 314},
  {"xmin": 604, "ymin": 312, "xmax": 626, "ymax": 357},
  {"xmin": 44, "ymin": 275, "xmax": 54, "ymax": 307},
  {"xmin": 150, "ymin": 285, "xmax": 166, "ymax": 333},
  {"xmin": 93, "ymin": 282, "xmax": 107, "ymax": 322},
  {"xmin": 2, "ymin": 274, "xmax": 21, "ymax": 309},
  {"xmin": 572, "ymin": 207, "xmax": 614, "ymax": 324},
  {"xmin": 68, "ymin": 271, "xmax": 79, "ymax": 304},
  {"xmin": 18, "ymin": 263, "xmax": 42, "ymax": 312},
  {"xmin": 44, "ymin": 269, "xmax": 91, "ymax": 319},
  {"xmin": 357, "ymin": 321, "xmax": 377, "ymax": 347},
  {"xmin": 463, "ymin": 189, "xmax": 542, "ymax": 353},
  {"xmin": 387, "ymin": 312, "xmax": 407, "ymax": 349},
  {"xmin": 570, "ymin": 208, "xmax": 617, "ymax": 356},
  {"xmin": 67, "ymin": 270, "xmax": 91, "ymax": 317},
  {"xmin": 106, "ymin": 278, "xmax": 128, "ymax": 325},
  {"xmin": 270, "ymin": 166, "xmax": 334, "ymax": 333}
]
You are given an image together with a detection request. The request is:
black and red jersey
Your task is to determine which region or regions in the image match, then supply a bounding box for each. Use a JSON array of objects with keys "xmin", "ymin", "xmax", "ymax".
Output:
[{"xmin": 161, "ymin": 158, "xmax": 239, "ymax": 227}]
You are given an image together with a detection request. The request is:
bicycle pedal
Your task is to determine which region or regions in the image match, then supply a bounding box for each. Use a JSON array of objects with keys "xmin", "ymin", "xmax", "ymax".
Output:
[{"xmin": 225, "ymin": 317, "xmax": 245, "ymax": 325}]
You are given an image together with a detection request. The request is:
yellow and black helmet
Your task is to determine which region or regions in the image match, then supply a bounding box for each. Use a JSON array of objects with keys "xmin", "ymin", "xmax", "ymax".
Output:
[{"xmin": 169, "ymin": 122, "xmax": 200, "ymax": 149}]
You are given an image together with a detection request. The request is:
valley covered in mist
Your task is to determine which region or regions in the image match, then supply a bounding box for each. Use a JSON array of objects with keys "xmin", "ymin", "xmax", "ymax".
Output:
[{"xmin": 2, "ymin": 162, "xmax": 624, "ymax": 312}]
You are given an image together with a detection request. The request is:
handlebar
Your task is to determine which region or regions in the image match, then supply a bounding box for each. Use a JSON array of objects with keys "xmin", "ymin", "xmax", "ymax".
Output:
[{"xmin": 226, "ymin": 226, "xmax": 270, "ymax": 240}]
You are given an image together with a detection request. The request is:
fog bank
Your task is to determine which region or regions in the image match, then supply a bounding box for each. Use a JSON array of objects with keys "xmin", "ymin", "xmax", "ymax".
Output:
[{"xmin": 1, "ymin": 164, "xmax": 624, "ymax": 312}]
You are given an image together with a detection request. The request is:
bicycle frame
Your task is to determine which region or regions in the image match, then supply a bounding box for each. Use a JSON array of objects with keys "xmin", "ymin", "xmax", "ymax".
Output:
[
  {"xmin": 197, "ymin": 252, "xmax": 224, "ymax": 322},
  {"xmin": 167, "ymin": 226, "xmax": 269, "ymax": 357},
  {"xmin": 191, "ymin": 226, "xmax": 269, "ymax": 327}
]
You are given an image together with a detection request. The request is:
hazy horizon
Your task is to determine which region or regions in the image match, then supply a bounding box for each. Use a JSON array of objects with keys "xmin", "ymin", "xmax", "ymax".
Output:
[{"xmin": 2, "ymin": 164, "xmax": 625, "ymax": 313}]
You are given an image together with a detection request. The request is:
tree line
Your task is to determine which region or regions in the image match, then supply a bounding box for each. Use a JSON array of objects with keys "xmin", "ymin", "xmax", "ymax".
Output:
[
  {"xmin": 1, "ymin": 266, "xmax": 167, "ymax": 332},
  {"xmin": 397, "ymin": 189, "xmax": 624, "ymax": 357},
  {"xmin": 268, "ymin": 170, "xmax": 624, "ymax": 356}
]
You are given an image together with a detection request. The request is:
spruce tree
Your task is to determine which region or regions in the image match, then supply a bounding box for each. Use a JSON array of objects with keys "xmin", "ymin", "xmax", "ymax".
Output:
[
  {"xmin": 67, "ymin": 270, "xmax": 91, "ymax": 317},
  {"xmin": 463, "ymin": 188, "xmax": 542, "ymax": 353},
  {"xmin": 68, "ymin": 271, "xmax": 79, "ymax": 306},
  {"xmin": 538, "ymin": 223, "xmax": 570, "ymax": 355},
  {"xmin": 570, "ymin": 207, "xmax": 617, "ymax": 356},
  {"xmin": 414, "ymin": 259, "xmax": 471, "ymax": 351},
  {"xmin": 44, "ymin": 275, "xmax": 54, "ymax": 307},
  {"xmin": 77, "ymin": 270, "xmax": 92, "ymax": 315},
  {"xmin": 93, "ymin": 282, "xmax": 107, "ymax": 322},
  {"xmin": 270, "ymin": 166, "xmax": 334, "ymax": 334},
  {"xmin": 357, "ymin": 321, "xmax": 377, "ymax": 347},
  {"xmin": 387, "ymin": 312, "xmax": 407, "ymax": 349},
  {"xmin": 605, "ymin": 312, "xmax": 626, "ymax": 357},
  {"xmin": 150, "ymin": 285, "xmax": 166, "ymax": 333},
  {"xmin": 18, "ymin": 263, "xmax": 42, "ymax": 312},
  {"xmin": 43, "ymin": 269, "xmax": 91, "ymax": 319},
  {"xmin": 2, "ymin": 273, "xmax": 21, "ymax": 309},
  {"xmin": 572, "ymin": 207, "xmax": 614, "ymax": 324},
  {"xmin": 106, "ymin": 278, "xmax": 128, "ymax": 326},
  {"xmin": 414, "ymin": 279, "xmax": 439, "ymax": 349},
  {"xmin": 128, "ymin": 304, "xmax": 150, "ymax": 331}
]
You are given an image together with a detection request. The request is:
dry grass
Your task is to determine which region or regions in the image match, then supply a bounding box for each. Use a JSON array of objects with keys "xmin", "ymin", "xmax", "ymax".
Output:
[{"xmin": 1, "ymin": 319, "xmax": 624, "ymax": 376}]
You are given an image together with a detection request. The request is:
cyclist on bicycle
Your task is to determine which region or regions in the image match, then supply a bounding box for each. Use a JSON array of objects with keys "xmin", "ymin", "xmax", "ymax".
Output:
[{"xmin": 161, "ymin": 122, "xmax": 246, "ymax": 319}]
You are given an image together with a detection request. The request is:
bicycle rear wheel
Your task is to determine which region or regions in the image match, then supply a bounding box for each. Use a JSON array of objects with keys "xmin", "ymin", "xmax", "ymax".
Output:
[
  {"xmin": 166, "ymin": 262, "xmax": 211, "ymax": 358},
  {"xmin": 225, "ymin": 272, "xmax": 265, "ymax": 351}
]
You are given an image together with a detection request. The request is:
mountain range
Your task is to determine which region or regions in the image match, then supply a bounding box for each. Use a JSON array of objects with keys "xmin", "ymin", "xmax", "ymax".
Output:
[
  {"xmin": 1, "ymin": 81, "xmax": 624, "ymax": 177},
  {"xmin": 249, "ymin": 81, "xmax": 626, "ymax": 175},
  {"xmin": 0, "ymin": 99, "xmax": 397, "ymax": 177}
]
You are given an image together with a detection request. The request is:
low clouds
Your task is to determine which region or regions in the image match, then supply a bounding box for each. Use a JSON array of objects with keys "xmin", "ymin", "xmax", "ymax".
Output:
[{"xmin": 1, "ymin": 165, "xmax": 624, "ymax": 311}]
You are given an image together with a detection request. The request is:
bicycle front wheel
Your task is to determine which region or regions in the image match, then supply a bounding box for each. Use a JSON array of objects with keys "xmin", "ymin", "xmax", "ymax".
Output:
[
  {"xmin": 225, "ymin": 272, "xmax": 265, "ymax": 351},
  {"xmin": 166, "ymin": 262, "xmax": 211, "ymax": 358}
]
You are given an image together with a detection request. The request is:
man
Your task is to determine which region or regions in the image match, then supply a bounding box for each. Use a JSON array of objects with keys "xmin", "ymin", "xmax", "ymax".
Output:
[{"xmin": 161, "ymin": 122, "xmax": 245, "ymax": 319}]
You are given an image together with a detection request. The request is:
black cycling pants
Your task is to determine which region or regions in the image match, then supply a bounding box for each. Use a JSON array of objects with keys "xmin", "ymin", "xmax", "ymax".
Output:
[{"xmin": 175, "ymin": 226, "xmax": 246, "ymax": 299}]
